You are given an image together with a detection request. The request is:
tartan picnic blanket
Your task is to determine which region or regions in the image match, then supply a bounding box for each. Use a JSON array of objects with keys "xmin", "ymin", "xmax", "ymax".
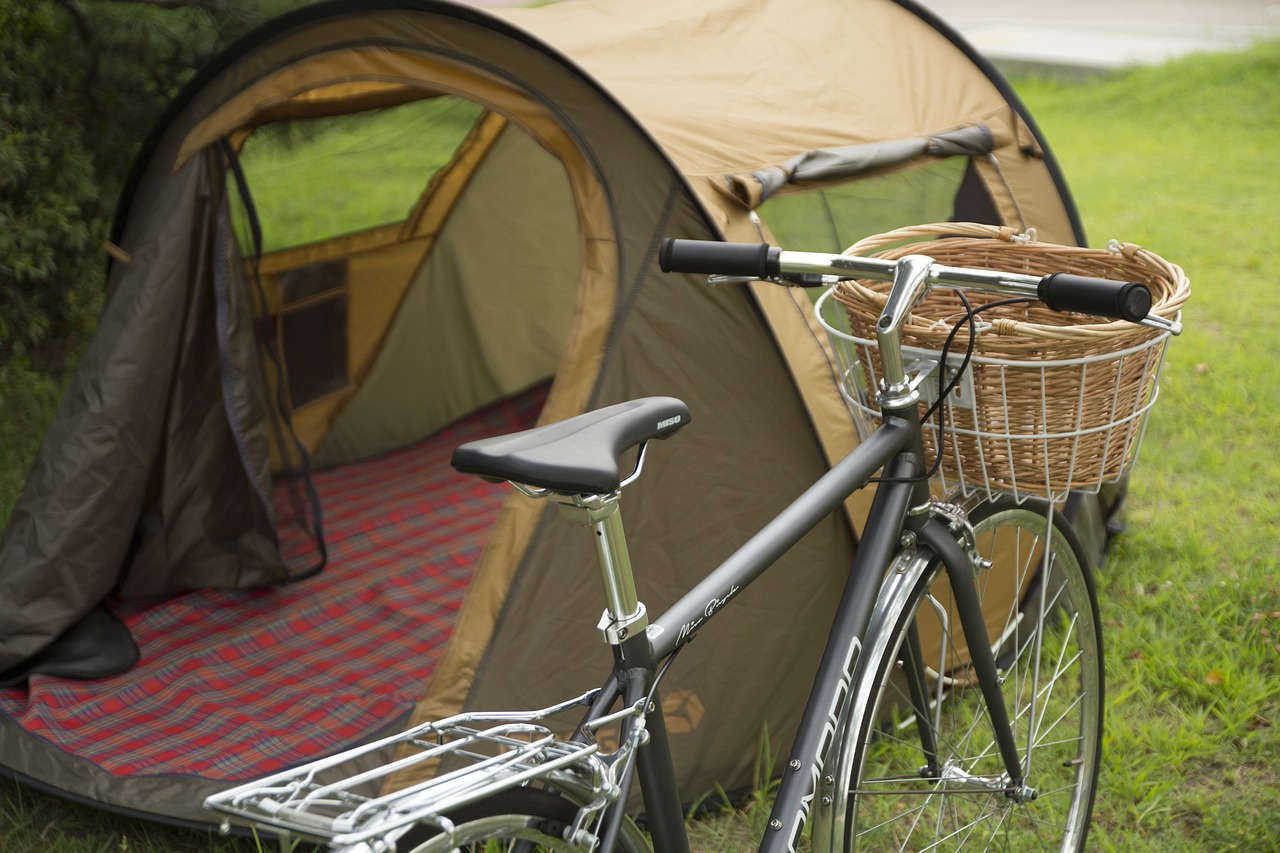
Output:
[{"xmin": 0, "ymin": 383, "xmax": 547, "ymax": 781}]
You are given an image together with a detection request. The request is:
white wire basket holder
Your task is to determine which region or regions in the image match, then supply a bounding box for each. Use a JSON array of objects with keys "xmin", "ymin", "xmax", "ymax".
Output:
[
  {"xmin": 818, "ymin": 291, "xmax": 1172, "ymax": 502},
  {"xmin": 814, "ymin": 223, "xmax": 1189, "ymax": 503}
]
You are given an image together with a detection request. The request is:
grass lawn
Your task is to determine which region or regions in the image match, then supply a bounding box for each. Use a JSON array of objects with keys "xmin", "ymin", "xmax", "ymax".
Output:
[
  {"xmin": 234, "ymin": 95, "xmax": 485, "ymax": 252},
  {"xmin": 2, "ymin": 41, "xmax": 1278, "ymax": 852},
  {"xmin": 1007, "ymin": 44, "xmax": 1280, "ymax": 850}
]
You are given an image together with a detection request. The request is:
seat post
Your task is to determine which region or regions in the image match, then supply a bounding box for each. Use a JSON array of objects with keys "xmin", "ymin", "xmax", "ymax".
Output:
[{"xmin": 552, "ymin": 493, "xmax": 648, "ymax": 645}]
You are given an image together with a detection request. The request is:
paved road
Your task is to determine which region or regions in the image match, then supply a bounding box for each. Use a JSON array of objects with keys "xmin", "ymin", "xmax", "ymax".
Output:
[{"xmin": 913, "ymin": 0, "xmax": 1280, "ymax": 71}]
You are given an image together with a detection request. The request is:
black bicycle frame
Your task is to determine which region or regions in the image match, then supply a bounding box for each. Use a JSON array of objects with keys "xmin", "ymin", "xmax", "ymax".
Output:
[{"xmin": 568, "ymin": 386, "xmax": 1027, "ymax": 853}]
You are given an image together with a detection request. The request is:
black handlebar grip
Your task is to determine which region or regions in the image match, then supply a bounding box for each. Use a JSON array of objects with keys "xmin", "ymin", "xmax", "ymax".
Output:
[
  {"xmin": 659, "ymin": 238, "xmax": 781, "ymax": 278},
  {"xmin": 1037, "ymin": 273, "xmax": 1152, "ymax": 323}
]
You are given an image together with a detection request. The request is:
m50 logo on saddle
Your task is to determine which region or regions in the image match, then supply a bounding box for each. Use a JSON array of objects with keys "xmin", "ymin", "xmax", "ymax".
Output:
[{"xmin": 657, "ymin": 415, "xmax": 683, "ymax": 430}]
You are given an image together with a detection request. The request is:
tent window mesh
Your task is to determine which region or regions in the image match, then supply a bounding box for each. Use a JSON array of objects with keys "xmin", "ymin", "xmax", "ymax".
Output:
[
  {"xmin": 234, "ymin": 96, "xmax": 487, "ymax": 252},
  {"xmin": 277, "ymin": 258, "xmax": 350, "ymax": 408},
  {"xmin": 758, "ymin": 157, "xmax": 982, "ymax": 252}
]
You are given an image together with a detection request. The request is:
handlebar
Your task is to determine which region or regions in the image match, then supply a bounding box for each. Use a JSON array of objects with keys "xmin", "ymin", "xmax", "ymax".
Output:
[
  {"xmin": 659, "ymin": 238, "xmax": 1166, "ymax": 327},
  {"xmin": 1036, "ymin": 273, "xmax": 1150, "ymax": 324},
  {"xmin": 657, "ymin": 239, "xmax": 781, "ymax": 279}
]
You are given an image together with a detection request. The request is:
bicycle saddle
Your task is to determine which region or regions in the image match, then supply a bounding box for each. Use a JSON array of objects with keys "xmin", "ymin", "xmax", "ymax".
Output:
[{"xmin": 452, "ymin": 397, "xmax": 691, "ymax": 495}]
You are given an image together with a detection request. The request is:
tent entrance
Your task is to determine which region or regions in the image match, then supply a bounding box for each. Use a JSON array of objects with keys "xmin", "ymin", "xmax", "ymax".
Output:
[
  {"xmin": 0, "ymin": 382, "xmax": 549, "ymax": 782},
  {"xmin": 2, "ymin": 65, "xmax": 600, "ymax": 798},
  {"xmin": 222, "ymin": 91, "xmax": 584, "ymax": 470}
]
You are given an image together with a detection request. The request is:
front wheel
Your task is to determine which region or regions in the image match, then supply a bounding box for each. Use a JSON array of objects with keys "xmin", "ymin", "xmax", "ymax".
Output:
[
  {"xmin": 833, "ymin": 497, "xmax": 1103, "ymax": 851},
  {"xmin": 393, "ymin": 786, "xmax": 651, "ymax": 852}
]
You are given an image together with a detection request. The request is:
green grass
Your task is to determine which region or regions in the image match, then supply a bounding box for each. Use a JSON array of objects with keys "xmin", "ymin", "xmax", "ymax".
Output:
[
  {"xmin": 1009, "ymin": 45, "xmax": 1280, "ymax": 851},
  {"xmin": 0, "ymin": 776, "xmax": 258, "ymax": 853},
  {"xmin": 3, "ymin": 42, "xmax": 1280, "ymax": 851},
  {"xmin": 234, "ymin": 95, "xmax": 485, "ymax": 252}
]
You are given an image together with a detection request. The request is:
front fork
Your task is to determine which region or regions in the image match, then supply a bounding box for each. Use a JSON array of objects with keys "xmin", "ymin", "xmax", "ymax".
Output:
[
  {"xmin": 799, "ymin": 416, "xmax": 1026, "ymax": 852},
  {"xmin": 912, "ymin": 514, "xmax": 1028, "ymax": 797},
  {"xmin": 804, "ymin": 504, "xmax": 1031, "ymax": 853}
]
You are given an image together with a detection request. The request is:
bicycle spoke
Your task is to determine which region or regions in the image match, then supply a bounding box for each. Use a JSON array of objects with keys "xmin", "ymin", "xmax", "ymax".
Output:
[{"xmin": 838, "ymin": 501, "xmax": 1102, "ymax": 851}]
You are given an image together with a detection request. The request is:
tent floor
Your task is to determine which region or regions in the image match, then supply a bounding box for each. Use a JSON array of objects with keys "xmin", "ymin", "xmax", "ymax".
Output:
[{"xmin": 0, "ymin": 382, "xmax": 548, "ymax": 782}]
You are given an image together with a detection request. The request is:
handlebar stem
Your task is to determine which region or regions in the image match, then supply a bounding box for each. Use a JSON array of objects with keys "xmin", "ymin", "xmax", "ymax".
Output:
[{"xmin": 876, "ymin": 255, "xmax": 934, "ymax": 400}]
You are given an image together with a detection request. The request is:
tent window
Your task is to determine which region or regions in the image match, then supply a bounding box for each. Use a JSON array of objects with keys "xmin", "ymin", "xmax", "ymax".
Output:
[
  {"xmin": 278, "ymin": 257, "xmax": 350, "ymax": 407},
  {"xmin": 234, "ymin": 96, "xmax": 487, "ymax": 252},
  {"xmin": 758, "ymin": 157, "xmax": 977, "ymax": 252},
  {"xmin": 952, "ymin": 157, "xmax": 1003, "ymax": 226}
]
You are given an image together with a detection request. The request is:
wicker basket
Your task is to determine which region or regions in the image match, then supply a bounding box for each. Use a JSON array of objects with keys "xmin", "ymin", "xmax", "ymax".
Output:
[{"xmin": 818, "ymin": 222, "xmax": 1189, "ymax": 500}]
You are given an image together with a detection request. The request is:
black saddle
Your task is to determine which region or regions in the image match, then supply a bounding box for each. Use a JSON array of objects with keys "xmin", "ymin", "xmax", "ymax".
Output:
[{"xmin": 452, "ymin": 397, "xmax": 691, "ymax": 495}]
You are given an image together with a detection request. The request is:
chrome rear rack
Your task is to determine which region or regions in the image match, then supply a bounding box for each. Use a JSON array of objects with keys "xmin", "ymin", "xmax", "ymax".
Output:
[{"xmin": 205, "ymin": 690, "xmax": 642, "ymax": 850}]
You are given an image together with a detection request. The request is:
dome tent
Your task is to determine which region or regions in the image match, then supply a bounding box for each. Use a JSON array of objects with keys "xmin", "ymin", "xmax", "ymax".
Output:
[{"xmin": 0, "ymin": 0, "xmax": 1102, "ymax": 826}]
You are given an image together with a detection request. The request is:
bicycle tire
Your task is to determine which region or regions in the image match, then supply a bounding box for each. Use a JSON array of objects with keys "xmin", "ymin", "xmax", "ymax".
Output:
[
  {"xmin": 832, "ymin": 497, "xmax": 1103, "ymax": 851},
  {"xmin": 394, "ymin": 786, "xmax": 651, "ymax": 852}
]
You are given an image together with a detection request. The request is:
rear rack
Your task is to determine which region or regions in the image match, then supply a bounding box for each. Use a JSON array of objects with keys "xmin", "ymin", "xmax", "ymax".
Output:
[{"xmin": 205, "ymin": 690, "xmax": 643, "ymax": 849}]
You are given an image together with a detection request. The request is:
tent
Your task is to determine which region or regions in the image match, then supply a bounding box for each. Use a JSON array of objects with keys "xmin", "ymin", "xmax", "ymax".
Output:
[{"xmin": 0, "ymin": 0, "xmax": 1101, "ymax": 827}]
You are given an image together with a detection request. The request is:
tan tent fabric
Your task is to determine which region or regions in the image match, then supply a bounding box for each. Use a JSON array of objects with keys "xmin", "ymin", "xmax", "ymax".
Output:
[
  {"xmin": 493, "ymin": 0, "xmax": 1077, "ymax": 512},
  {"xmin": 496, "ymin": 0, "xmax": 1076, "ymax": 244},
  {"xmin": 0, "ymin": 0, "xmax": 1095, "ymax": 824}
]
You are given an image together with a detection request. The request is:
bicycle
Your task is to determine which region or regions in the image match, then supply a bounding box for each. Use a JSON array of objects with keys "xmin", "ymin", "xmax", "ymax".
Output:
[{"xmin": 205, "ymin": 233, "xmax": 1183, "ymax": 852}]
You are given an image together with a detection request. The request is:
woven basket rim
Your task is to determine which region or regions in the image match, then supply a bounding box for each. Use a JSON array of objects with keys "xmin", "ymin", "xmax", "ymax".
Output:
[{"xmin": 835, "ymin": 222, "xmax": 1190, "ymax": 342}]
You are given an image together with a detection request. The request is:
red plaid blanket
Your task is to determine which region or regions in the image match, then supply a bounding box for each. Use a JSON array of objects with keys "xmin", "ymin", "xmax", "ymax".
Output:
[{"xmin": 0, "ymin": 383, "xmax": 547, "ymax": 780}]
